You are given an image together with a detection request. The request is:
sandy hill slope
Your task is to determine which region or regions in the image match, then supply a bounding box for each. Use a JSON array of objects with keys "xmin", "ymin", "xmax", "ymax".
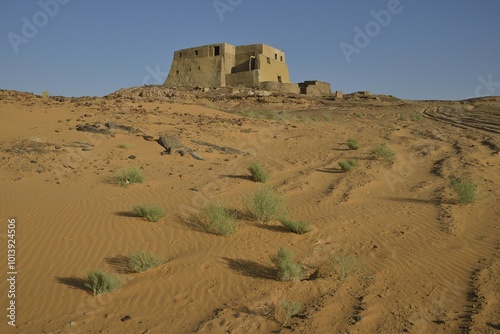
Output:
[{"xmin": 0, "ymin": 88, "xmax": 498, "ymax": 333}]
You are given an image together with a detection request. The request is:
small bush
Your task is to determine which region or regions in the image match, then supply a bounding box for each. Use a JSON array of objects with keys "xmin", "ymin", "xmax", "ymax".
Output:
[
  {"xmin": 329, "ymin": 251, "xmax": 362, "ymax": 281},
  {"xmin": 450, "ymin": 175, "xmax": 477, "ymax": 204},
  {"xmin": 279, "ymin": 299, "xmax": 302, "ymax": 325},
  {"xmin": 113, "ymin": 167, "xmax": 144, "ymax": 186},
  {"xmin": 371, "ymin": 143, "xmax": 395, "ymax": 161},
  {"xmin": 128, "ymin": 250, "xmax": 164, "ymax": 273},
  {"xmin": 338, "ymin": 159, "xmax": 358, "ymax": 172},
  {"xmin": 247, "ymin": 187, "xmax": 287, "ymax": 224},
  {"xmin": 201, "ymin": 201, "xmax": 239, "ymax": 236},
  {"xmin": 133, "ymin": 204, "xmax": 165, "ymax": 222},
  {"xmin": 85, "ymin": 270, "xmax": 122, "ymax": 297},
  {"xmin": 347, "ymin": 138, "xmax": 359, "ymax": 150},
  {"xmin": 41, "ymin": 91, "xmax": 50, "ymax": 98},
  {"xmin": 270, "ymin": 246, "xmax": 304, "ymax": 281},
  {"xmin": 118, "ymin": 143, "xmax": 132, "ymax": 149},
  {"xmin": 278, "ymin": 217, "xmax": 311, "ymax": 234},
  {"xmin": 248, "ymin": 162, "xmax": 269, "ymax": 183}
]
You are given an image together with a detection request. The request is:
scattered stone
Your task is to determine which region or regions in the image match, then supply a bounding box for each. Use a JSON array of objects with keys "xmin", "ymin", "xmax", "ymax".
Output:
[
  {"xmin": 143, "ymin": 135, "xmax": 155, "ymax": 141},
  {"xmin": 189, "ymin": 151, "xmax": 205, "ymax": 160},
  {"xmin": 254, "ymin": 90, "xmax": 272, "ymax": 97},
  {"xmin": 82, "ymin": 148, "xmax": 92, "ymax": 152},
  {"xmin": 84, "ymin": 114, "xmax": 92, "ymax": 117},
  {"xmin": 76, "ymin": 124, "xmax": 111, "ymax": 135},
  {"xmin": 158, "ymin": 135, "xmax": 184, "ymax": 153},
  {"xmin": 192, "ymin": 140, "xmax": 247, "ymax": 155},
  {"xmin": 128, "ymin": 155, "xmax": 136, "ymax": 160},
  {"xmin": 30, "ymin": 160, "xmax": 37, "ymax": 163},
  {"xmin": 177, "ymin": 147, "xmax": 192, "ymax": 156},
  {"xmin": 14, "ymin": 176, "xmax": 22, "ymax": 181},
  {"xmin": 37, "ymin": 169, "xmax": 45, "ymax": 173},
  {"xmin": 121, "ymin": 315, "xmax": 131, "ymax": 322}
]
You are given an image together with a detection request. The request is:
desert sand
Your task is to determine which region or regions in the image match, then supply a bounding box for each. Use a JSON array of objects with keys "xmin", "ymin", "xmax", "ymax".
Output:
[{"xmin": 0, "ymin": 87, "xmax": 498, "ymax": 333}]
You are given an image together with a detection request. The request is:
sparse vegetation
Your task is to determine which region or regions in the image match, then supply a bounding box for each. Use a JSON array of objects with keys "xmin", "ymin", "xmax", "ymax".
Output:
[
  {"xmin": 329, "ymin": 251, "xmax": 362, "ymax": 281},
  {"xmin": 278, "ymin": 217, "xmax": 311, "ymax": 234},
  {"xmin": 113, "ymin": 167, "xmax": 144, "ymax": 186},
  {"xmin": 128, "ymin": 250, "xmax": 164, "ymax": 273},
  {"xmin": 338, "ymin": 159, "xmax": 358, "ymax": 172},
  {"xmin": 247, "ymin": 187, "xmax": 287, "ymax": 224},
  {"xmin": 41, "ymin": 91, "xmax": 50, "ymax": 98},
  {"xmin": 200, "ymin": 201, "xmax": 239, "ymax": 236},
  {"xmin": 450, "ymin": 175, "xmax": 478, "ymax": 204},
  {"xmin": 347, "ymin": 138, "xmax": 359, "ymax": 150},
  {"xmin": 371, "ymin": 143, "xmax": 395, "ymax": 161},
  {"xmin": 85, "ymin": 270, "xmax": 122, "ymax": 297},
  {"xmin": 248, "ymin": 162, "xmax": 270, "ymax": 183},
  {"xmin": 270, "ymin": 246, "xmax": 304, "ymax": 281},
  {"xmin": 133, "ymin": 204, "xmax": 165, "ymax": 222},
  {"xmin": 279, "ymin": 299, "xmax": 302, "ymax": 325},
  {"xmin": 354, "ymin": 112, "xmax": 362, "ymax": 118},
  {"xmin": 117, "ymin": 143, "xmax": 132, "ymax": 149}
]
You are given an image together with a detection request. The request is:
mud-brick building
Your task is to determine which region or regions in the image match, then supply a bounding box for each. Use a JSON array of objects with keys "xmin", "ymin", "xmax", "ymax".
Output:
[
  {"xmin": 163, "ymin": 42, "xmax": 333, "ymax": 96},
  {"xmin": 163, "ymin": 43, "xmax": 291, "ymax": 88}
]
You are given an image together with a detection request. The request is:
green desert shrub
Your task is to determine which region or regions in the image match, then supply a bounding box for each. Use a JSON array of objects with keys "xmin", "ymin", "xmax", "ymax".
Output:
[
  {"xmin": 248, "ymin": 162, "xmax": 269, "ymax": 183},
  {"xmin": 247, "ymin": 187, "xmax": 287, "ymax": 224},
  {"xmin": 329, "ymin": 251, "xmax": 362, "ymax": 281},
  {"xmin": 270, "ymin": 246, "xmax": 304, "ymax": 281},
  {"xmin": 338, "ymin": 159, "xmax": 358, "ymax": 172},
  {"xmin": 85, "ymin": 270, "xmax": 122, "ymax": 297},
  {"xmin": 278, "ymin": 217, "xmax": 311, "ymax": 234},
  {"xmin": 201, "ymin": 201, "xmax": 239, "ymax": 236},
  {"xmin": 41, "ymin": 91, "xmax": 50, "ymax": 98},
  {"xmin": 450, "ymin": 175, "xmax": 477, "ymax": 204},
  {"xmin": 371, "ymin": 143, "xmax": 395, "ymax": 161},
  {"xmin": 113, "ymin": 167, "xmax": 144, "ymax": 186},
  {"xmin": 133, "ymin": 204, "xmax": 165, "ymax": 222},
  {"xmin": 279, "ymin": 299, "xmax": 302, "ymax": 325},
  {"xmin": 347, "ymin": 138, "xmax": 359, "ymax": 150},
  {"xmin": 128, "ymin": 250, "xmax": 164, "ymax": 273}
]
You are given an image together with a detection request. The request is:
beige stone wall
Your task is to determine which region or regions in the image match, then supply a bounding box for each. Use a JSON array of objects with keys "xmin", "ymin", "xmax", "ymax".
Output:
[
  {"xmin": 257, "ymin": 54, "xmax": 291, "ymax": 83},
  {"xmin": 298, "ymin": 81, "xmax": 331, "ymax": 95},
  {"xmin": 259, "ymin": 81, "xmax": 299, "ymax": 94},
  {"xmin": 164, "ymin": 56, "xmax": 225, "ymax": 87},
  {"xmin": 225, "ymin": 70, "xmax": 259, "ymax": 87}
]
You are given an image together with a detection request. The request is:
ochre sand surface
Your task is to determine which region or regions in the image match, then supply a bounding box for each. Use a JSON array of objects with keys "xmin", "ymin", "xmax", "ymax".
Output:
[{"xmin": 0, "ymin": 88, "xmax": 498, "ymax": 333}]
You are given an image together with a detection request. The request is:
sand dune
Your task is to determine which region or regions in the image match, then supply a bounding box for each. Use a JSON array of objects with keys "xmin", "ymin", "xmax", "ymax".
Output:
[{"xmin": 0, "ymin": 88, "xmax": 498, "ymax": 333}]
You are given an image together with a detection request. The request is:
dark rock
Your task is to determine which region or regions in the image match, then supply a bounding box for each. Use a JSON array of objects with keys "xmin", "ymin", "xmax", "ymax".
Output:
[
  {"xmin": 76, "ymin": 124, "xmax": 110, "ymax": 135},
  {"xmin": 143, "ymin": 135, "xmax": 155, "ymax": 141},
  {"xmin": 189, "ymin": 151, "xmax": 205, "ymax": 160},
  {"xmin": 128, "ymin": 155, "xmax": 136, "ymax": 159},
  {"xmin": 177, "ymin": 147, "xmax": 192, "ymax": 156},
  {"xmin": 158, "ymin": 135, "xmax": 184, "ymax": 152},
  {"xmin": 192, "ymin": 140, "xmax": 247, "ymax": 155},
  {"xmin": 105, "ymin": 122, "xmax": 146, "ymax": 135},
  {"xmin": 84, "ymin": 114, "xmax": 92, "ymax": 117},
  {"xmin": 82, "ymin": 148, "xmax": 92, "ymax": 152},
  {"xmin": 121, "ymin": 315, "xmax": 131, "ymax": 322}
]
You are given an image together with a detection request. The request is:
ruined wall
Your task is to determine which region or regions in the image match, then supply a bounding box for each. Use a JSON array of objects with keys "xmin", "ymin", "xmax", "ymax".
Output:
[
  {"xmin": 298, "ymin": 81, "xmax": 331, "ymax": 96},
  {"xmin": 259, "ymin": 81, "xmax": 299, "ymax": 94}
]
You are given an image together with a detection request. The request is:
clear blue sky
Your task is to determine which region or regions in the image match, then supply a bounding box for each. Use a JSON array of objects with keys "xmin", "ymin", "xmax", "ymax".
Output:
[{"xmin": 1, "ymin": 0, "xmax": 499, "ymax": 100}]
